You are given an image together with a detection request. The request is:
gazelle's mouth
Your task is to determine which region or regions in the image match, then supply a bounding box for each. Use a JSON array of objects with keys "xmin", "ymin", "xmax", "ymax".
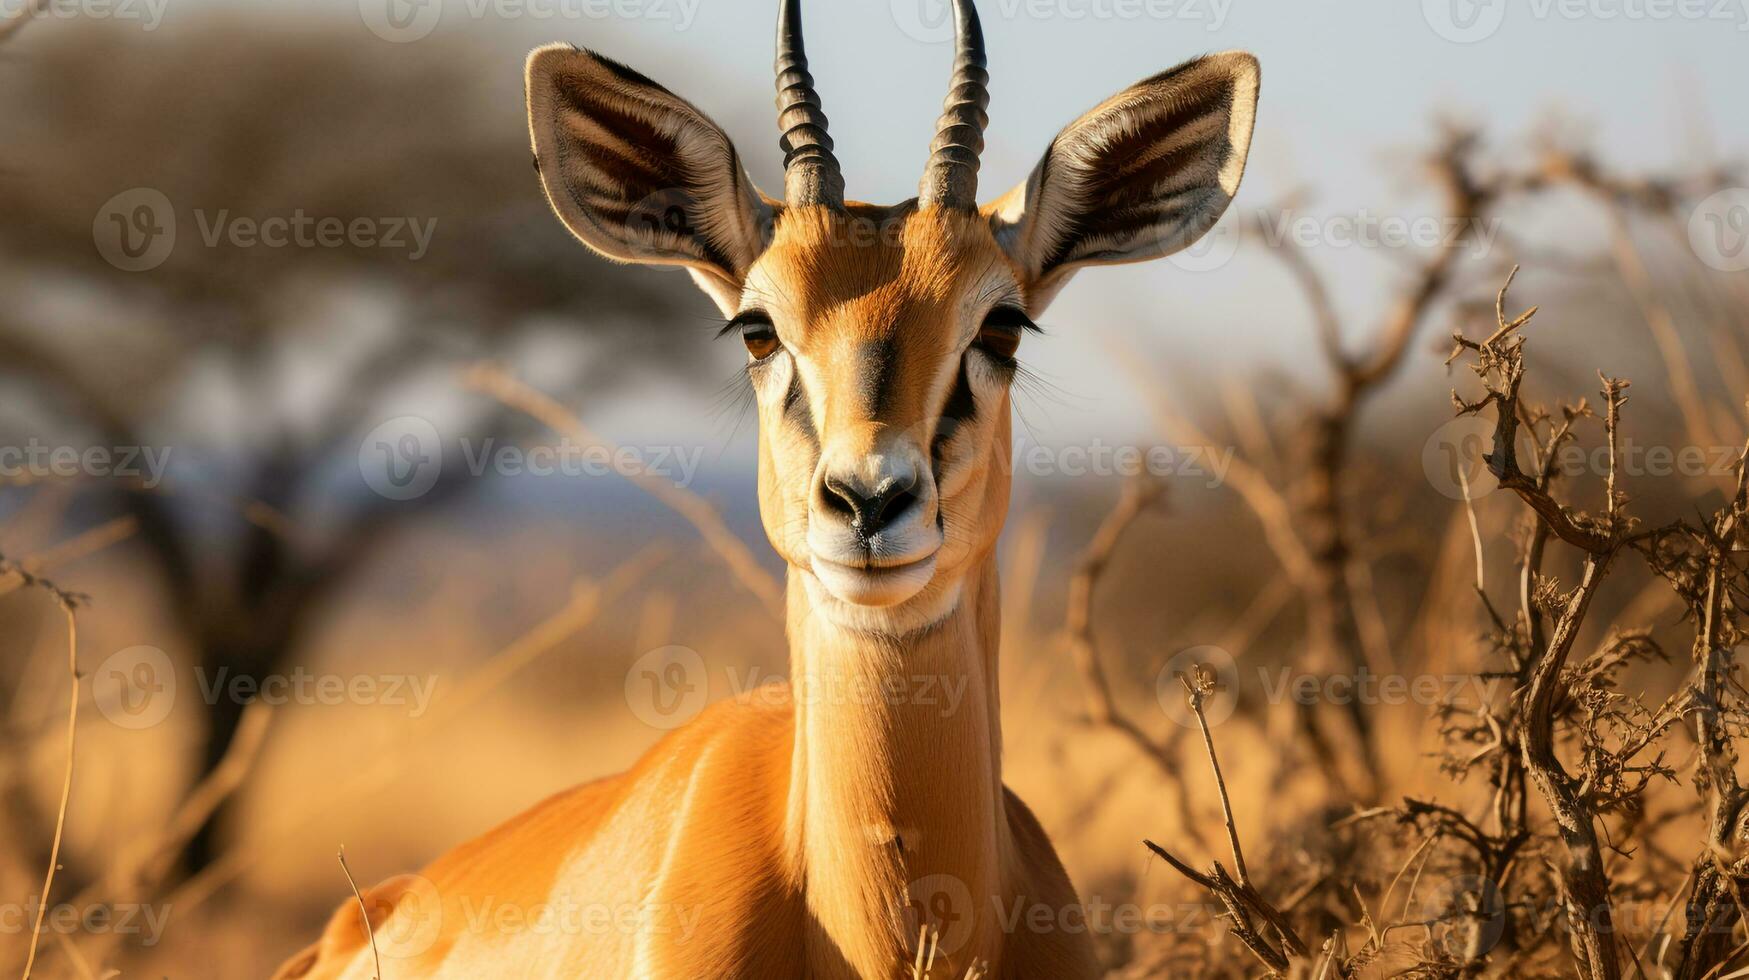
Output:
[{"xmin": 809, "ymin": 551, "xmax": 938, "ymax": 607}]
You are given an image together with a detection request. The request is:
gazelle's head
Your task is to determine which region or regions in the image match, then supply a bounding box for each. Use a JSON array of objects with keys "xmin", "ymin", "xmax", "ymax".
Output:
[{"xmin": 527, "ymin": 0, "xmax": 1257, "ymax": 631}]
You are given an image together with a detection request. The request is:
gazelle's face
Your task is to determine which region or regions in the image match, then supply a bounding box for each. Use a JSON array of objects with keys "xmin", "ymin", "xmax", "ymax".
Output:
[
  {"xmin": 524, "ymin": 0, "xmax": 1259, "ymax": 631},
  {"xmin": 739, "ymin": 206, "xmax": 1025, "ymax": 620}
]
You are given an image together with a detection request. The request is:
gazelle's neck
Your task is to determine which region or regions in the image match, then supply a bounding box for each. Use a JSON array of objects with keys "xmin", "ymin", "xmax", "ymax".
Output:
[{"xmin": 785, "ymin": 552, "xmax": 1010, "ymax": 978}]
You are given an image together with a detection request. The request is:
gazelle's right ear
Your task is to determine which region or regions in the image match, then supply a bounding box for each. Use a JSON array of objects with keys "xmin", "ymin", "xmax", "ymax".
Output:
[
  {"xmin": 985, "ymin": 51, "xmax": 1259, "ymax": 312},
  {"xmin": 526, "ymin": 44, "xmax": 774, "ymax": 314}
]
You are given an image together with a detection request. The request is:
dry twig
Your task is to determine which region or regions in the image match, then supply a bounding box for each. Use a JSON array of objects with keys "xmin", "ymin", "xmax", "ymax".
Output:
[
  {"xmin": 1146, "ymin": 665, "xmax": 1309, "ymax": 975},
  {"xmin": 337, "ymin": 847, "xmax": 382, "ymax": 980},
  {"xmin": 18, "ymin": 593, "xmax": 79, "ymax": 980},
  {"xmin": 466, "ymin": 364, "xmax": 784, "ymax": 619}
]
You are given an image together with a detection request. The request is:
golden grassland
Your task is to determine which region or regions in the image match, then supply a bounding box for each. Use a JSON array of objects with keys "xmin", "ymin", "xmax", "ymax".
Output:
[{"xmin": 4, "ymin": 272, "xmax": 1745, "ymax": 974}]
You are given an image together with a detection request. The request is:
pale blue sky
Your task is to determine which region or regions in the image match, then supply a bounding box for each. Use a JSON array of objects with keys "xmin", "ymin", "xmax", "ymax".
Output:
[{"xmin": 199, "ymin": 0, "xmax": 1749, "ymax": 442}]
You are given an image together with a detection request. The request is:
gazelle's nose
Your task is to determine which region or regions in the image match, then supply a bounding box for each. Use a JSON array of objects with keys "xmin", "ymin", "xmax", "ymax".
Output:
[
  {"xmin": 806, "ymin": 446, "xmax": 940, "ymax": 606},
  {"xmin": 818, "ymin": 468, "xmax": 920, "ymax": 540}
]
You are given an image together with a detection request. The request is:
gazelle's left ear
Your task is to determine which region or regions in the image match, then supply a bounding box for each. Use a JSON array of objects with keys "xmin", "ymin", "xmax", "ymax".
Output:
[{"xmin": 984, "ymin": 52, "xmax": 1259, "ymax": 311}]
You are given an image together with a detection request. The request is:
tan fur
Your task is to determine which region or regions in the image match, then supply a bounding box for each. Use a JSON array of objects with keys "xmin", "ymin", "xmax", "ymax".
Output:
[
  {"xmin": 279, "ymin": 32, "xmax": 1259, "ymax": 978},
  {"xmin": 277, "ymin": 205, "xmax": 1096, "ymax": 980}
]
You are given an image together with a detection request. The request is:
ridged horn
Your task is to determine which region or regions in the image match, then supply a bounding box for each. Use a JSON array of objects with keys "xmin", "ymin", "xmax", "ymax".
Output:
[
  {"xmin": 917, "ymin": 0, "xmax": 989, "ymax": 210},
  {"xmin": 775, "ymin": 0, "xmax": 844, "ymax": 208}
]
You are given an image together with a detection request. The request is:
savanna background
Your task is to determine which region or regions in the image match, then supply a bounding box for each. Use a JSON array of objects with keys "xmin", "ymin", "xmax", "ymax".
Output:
[{"xmin": 2, "ymin": 0, "xmax": 1747, "ymax": 976}]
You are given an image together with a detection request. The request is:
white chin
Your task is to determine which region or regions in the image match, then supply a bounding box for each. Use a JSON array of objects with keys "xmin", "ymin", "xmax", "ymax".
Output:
[{"xmin": 810, "ymin": 554, "xmax": 937, "ymax": 607}]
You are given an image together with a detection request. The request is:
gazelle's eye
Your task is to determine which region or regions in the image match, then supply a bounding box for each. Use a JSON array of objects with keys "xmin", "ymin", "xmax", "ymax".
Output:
[
  {"xmin": 974, "ymin": 305, "xmax": 1034, "ymax": 363},
  {"xmin": 729, "ymin": 311, "xmax": 780, "ymax": 361}
]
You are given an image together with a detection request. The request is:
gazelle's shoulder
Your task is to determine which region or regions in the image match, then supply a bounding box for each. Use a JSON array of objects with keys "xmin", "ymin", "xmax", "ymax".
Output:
[{"xmin": 673, "ymin": 683, "xmax": 794, "ymax": 758}]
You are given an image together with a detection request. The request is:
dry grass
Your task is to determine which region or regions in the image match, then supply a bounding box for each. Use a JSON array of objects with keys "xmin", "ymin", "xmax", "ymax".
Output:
[
  {"xmin": 1128, "ymin": 269, "xmax": 1747, "ymax": 977},
  {"xmin": 1, "ymin": 104, "xmax": 1746, "ymax": 980}
]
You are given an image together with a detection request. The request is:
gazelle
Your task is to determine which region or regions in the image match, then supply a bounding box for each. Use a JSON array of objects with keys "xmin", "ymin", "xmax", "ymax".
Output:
[{"xmin": 277, "ymin": 1, "xmax": 1256, "ymax": 976}]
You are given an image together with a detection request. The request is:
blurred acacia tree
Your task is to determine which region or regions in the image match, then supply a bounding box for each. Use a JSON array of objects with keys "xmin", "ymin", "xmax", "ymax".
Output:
[{"xmin": 0, "ymin": 16, "xmax": 714, "ymax": 871}]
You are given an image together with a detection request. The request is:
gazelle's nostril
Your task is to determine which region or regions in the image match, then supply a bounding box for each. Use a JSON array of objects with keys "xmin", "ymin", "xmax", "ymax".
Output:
[
  {"xmin": 873, "ymin": 485, "xmax": 917, "ymax": 528},
  {"xmin": 820, "ymin": 471, "xmax": 919, "ymax": 540},
  {"xmin": 820, "ymin": 475, "xmax": 860, "ymax": 520}
]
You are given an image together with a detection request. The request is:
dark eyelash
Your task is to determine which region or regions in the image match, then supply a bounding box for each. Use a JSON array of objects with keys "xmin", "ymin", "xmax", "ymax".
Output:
[
  {"xmin": 717, "ymin": 310, "xmax": 772, "ymax": 339},
  {"xmin": 983, "ymin": 305, "xmax": 1041, "ymax": 333}
]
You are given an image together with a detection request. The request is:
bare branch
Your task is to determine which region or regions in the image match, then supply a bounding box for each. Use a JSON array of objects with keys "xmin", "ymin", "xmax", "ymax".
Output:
[
  {"xmin": 337, "ymin": 847, "xmax": 382, "ymax": 980},
  {"xmin": 19, "ymin": 595, "xmax": 78, "ymax": 980},
  {"xmin": 0, "ymin": 0, "xmax": 43, "ymax": 42},
  {"xmin": 467, "ymin": 364, "xmax": 784, "ymax": 619},
  {"xmin": 1144, "ymin": 667, "xmax": 1309, "ymax": 976}
]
